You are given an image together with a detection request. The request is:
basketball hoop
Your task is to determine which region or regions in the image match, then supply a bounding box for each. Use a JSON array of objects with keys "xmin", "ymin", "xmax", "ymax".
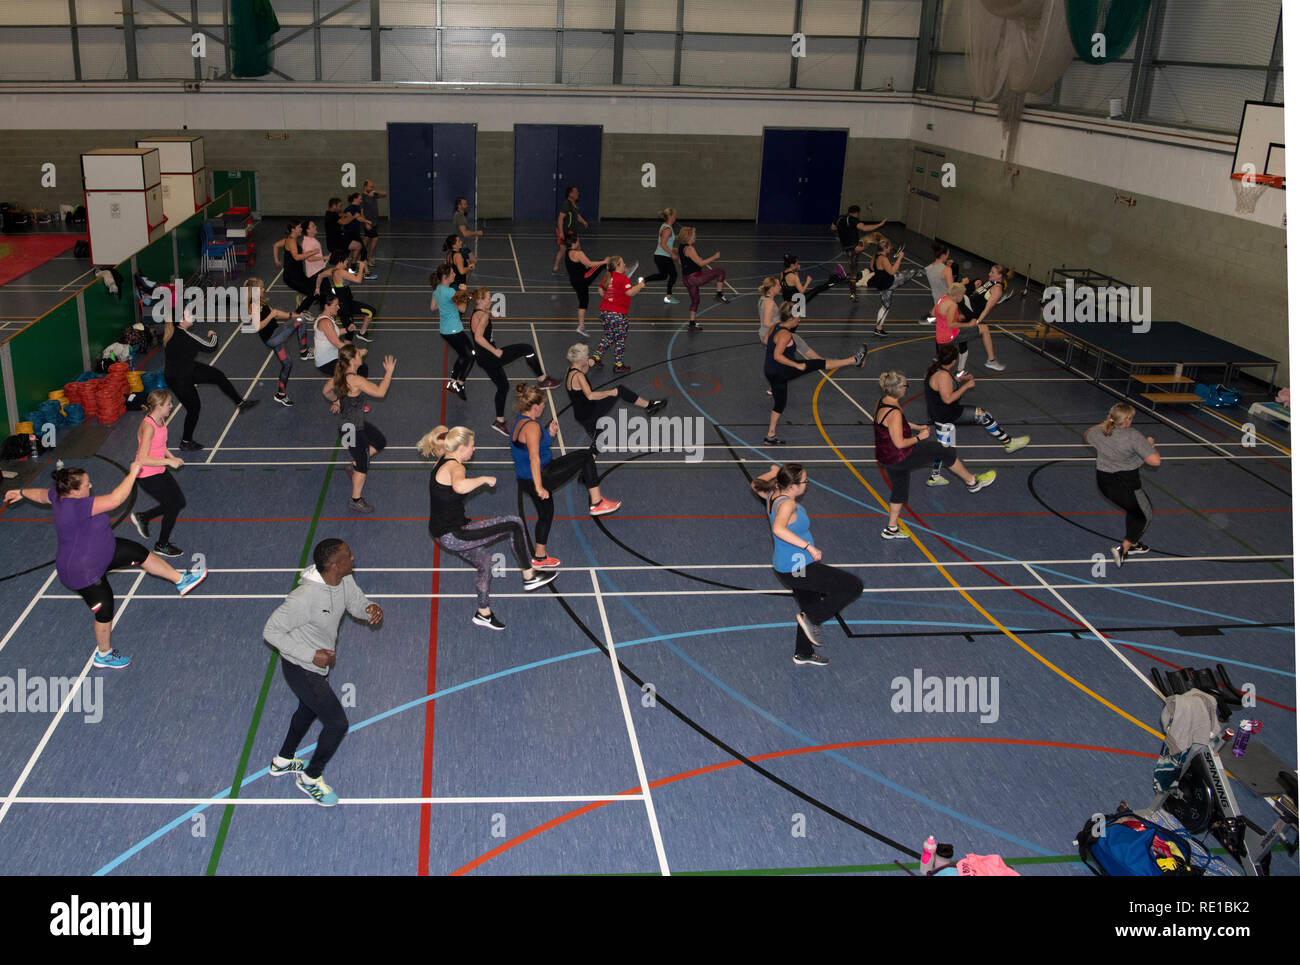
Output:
[{"xmin": 1231, "ymin": 171, "xmax": 1283, "ymax": 214}]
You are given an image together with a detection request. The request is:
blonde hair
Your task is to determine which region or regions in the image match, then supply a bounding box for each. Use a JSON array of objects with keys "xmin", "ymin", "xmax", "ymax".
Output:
[
  {"xmin": 143, "ymin": 389, "xmax": 172, "ymax": 414},
  {"xmin": 778, "ymin": 301, "xmax": 796, "ymax": 322},
  {"xmin": 879, "ymin": 371, "xmax": 907, "ymax": 398},
  {"xmin": 514, "ymin": 383, "xmax": 545, "ymax": 413},
  {"xmin": 657, "ymin": 207, "xmax": 676, "ymax": 221},
  {"xmin": 677, "ymin": 226, "xmax": 695, "ymax": 246},
  {"xmin": 453, "ymin": 286, "xmax": 490, "ymax": 312},
  {"xmin": 417, "ymin": 424, "xmax": 475, "ymax": 459},
  {"xmin": 948, "ymin": 283, "xmax": 967, "ymax": 299},
  {"xmin": 1102, "ymin": 402, "xmax": 1135, "ymax": 436},
  {"xmin": 566, "ymin": 342, "xmax": 590, "ymax": 364},
  {"xmin": 243, "ymin": 277, "xmax": 268, "ymax": 306},
  {"xmin": 759, "ymin": 277, "xmax": 780, "ymax": 297}
]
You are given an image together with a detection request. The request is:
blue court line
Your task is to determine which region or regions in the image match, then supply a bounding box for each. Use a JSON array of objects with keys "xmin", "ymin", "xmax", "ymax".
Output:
[
  {"xmin": 564, "ymin": 486, "xmax": 1054, "ymax": 857},
  {"xmin": 662, "ymin": 327, "xmax": 1294, "ymax": 635},
  {"xmin": 90, "ymin": 613, "xmax": 1293, "ymax": 876}
]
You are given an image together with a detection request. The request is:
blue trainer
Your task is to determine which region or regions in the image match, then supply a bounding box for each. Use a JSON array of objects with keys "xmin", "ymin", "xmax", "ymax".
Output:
[
  {"xmin": 297, "ymin": 774, "xmax": 339, "ymax": 807},
  {"xmin": 176, "ymin": 566, "xmax": 207, "ymax": 596},
  {"xmin": 93, "ymin": 648, "xmax": 131, "ymax": 670}
]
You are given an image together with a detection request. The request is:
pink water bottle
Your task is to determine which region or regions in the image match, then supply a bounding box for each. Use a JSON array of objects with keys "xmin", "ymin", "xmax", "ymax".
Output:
[
  {"xmin": 920, "ymin": 835, "xmax": 937, "ymax": 873},
  {"xmin": 1231, "ymin": 720, "xmax": 1262, "ymax": 758}
]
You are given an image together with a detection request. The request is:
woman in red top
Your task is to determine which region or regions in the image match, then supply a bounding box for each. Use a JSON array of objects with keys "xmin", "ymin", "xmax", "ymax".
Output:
[
  {"xmin": 874, "ymin": 370, "xmax": 994, "ymax": 539},
  {"xmin": 591, "ymin": 256, "xmax": 645, "ymax": 374}
]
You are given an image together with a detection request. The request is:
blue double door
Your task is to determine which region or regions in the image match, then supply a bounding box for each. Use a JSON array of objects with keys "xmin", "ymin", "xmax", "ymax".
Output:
[
  {"xmin": 757, "ymin": 129, "xmax": 848, "ymax": 225},
  {"xmin": 513, "ymin": 124, "xmax": 603, "ymax": 222},
  {"xmin": 386, "ymin": 123, "xmax": 478, "ymax": 222}
]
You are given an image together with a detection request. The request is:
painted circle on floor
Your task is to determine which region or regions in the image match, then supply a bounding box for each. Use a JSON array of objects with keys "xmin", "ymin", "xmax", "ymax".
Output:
[{"xmin": 654, "ymin": 373, "xmax": 720, "ymax": 396}]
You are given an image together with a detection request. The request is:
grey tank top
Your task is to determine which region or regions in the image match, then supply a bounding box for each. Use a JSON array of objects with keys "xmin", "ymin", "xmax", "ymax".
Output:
[
  {"xmin": 338, "ymin": 388, "xmax": 367, "ymax": 434},
  {"xmin": 925, "ymin": 262, "xmax": 948, "ymax": 302}
]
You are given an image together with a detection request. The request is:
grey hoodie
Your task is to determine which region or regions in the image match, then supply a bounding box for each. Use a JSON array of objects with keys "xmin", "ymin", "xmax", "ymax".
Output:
[{"xmin": 263, "ymin": 565, "xmax": 374, "ymax": 676}]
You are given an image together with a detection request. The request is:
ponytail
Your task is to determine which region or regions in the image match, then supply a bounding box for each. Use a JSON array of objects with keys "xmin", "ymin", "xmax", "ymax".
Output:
[
  {"xmin": 417, "ymin": 424, "xmax": 474, "ymax": 459},
  {"xmin": 1102, "ymin": 402, "xmax": 1135, "ymax": 436},
  {"xmin": 753, "ymin": 463, "xmax": 807, "ymax": 495}
]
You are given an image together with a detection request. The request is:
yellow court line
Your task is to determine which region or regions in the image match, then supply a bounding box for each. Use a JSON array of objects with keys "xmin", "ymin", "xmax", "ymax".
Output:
[
  {"xmin": 810, "ymin": 373, "xmax": 1164, "ymax": 741},
  {"xmin": 1197, "ymin": 408, "xmax": 1291, "ymax": 456}
]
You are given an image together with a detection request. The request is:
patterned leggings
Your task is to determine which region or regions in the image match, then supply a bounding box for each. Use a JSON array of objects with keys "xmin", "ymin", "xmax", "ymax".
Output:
[
  {"xmin": 434, "ymin": 515, "xmax": 532, "ymax": 609},
  {"xmin": 264, "ymin": 319, "xmax": 308, "ymax": 395},
  {"xmin": 593, "ymin": 311, "xmax": 629, "ymax": 366}
]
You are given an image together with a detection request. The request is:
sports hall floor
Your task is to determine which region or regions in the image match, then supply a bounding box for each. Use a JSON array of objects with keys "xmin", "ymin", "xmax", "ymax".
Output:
[{"xmin": 0, "ymin": 219, "xmax": 1294, "ymax": 876}]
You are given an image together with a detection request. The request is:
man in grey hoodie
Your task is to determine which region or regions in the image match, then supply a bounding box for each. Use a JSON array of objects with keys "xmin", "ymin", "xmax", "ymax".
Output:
[{"xmin": 264, "ymin": 538, "xmax": 383, "ymax": 807}]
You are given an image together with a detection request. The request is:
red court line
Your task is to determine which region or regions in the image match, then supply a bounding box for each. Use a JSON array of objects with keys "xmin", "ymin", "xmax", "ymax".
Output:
[
  {"xmin": 1178, "ymin": 410, "xmax": 1290, "ymax": 474},
  {"xmin": 450, "ymin": 736, "xmax": 1158, "ymax": 875},
  {"xmin": 417, "ymin": 347, "xmax": 450, "ymax": 876}
]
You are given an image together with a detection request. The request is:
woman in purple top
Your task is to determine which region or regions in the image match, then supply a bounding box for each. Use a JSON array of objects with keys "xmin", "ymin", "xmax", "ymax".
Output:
[{"xmin": 3, "ymin": 464, "xmax": 207, "ymax": 669}]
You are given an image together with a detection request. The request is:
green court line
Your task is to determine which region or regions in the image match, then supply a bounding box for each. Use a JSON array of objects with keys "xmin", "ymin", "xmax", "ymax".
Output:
[
  {"xmin": 1145, "ymin": 477, "xmax": 1292, "ymax": 579},
  {"xmin": 203, "ymin": 447, "xmax": 339, "ymax": 875}
]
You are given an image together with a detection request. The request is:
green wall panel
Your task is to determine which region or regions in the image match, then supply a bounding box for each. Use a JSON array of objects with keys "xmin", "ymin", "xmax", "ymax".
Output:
[{"xmin": 8, "ymin": 300, "xmax": 85, "ymax": 425}]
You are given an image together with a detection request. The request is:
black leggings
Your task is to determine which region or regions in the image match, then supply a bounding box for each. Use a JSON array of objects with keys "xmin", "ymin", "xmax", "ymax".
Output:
[
  {"xmin": 579, "ymin": 386, "xmax": 639, "ymax": 443},
  {"xmin": 766, "ymin": 358, "xmax": 827, "ymax": 415},
  {"xmin": 167, "ymin": 362, "xmax": 243, "ymax": 443},
  {"xmin": 137, "ymin": 471, "xmax": 186, "ymax": 544},
  {"xmin": 346, "ymin": 423, "xmax": 388, "ymax": 474},
  {"xmin": 442, "ymin": 331, "xmax": 476, "ymax": 384},
  {"xmin": 775, "ymin": 564, "xmax": 864, "ymax": 657},
  {"xmin": 480, "ymin": 345, "xmax": 543, "ymax": 419},
  {"xmin": 74, "ymin": 538, "xmax": 150, "ymax": 623},
  {"xmin": 517, "ymin": 450, "xmax": 600, "ymax": 547},
  {"xmin": 279, "ymin": 659, "xmax": 349, "ymax": 780},
  {"xmin": 571, "ymin": 274, "xmax": 599, "ymax": 310},
  {"xmin": 884, "ymin": 439, "xmax": 957, "ymax": 505},
  {"xmin": 1096, "ymin": 469, "xmax": 1152, "ymax": 545},
  {"xmin": 644, "ymin": 255, "xmax": 677, "ymax": 295}
]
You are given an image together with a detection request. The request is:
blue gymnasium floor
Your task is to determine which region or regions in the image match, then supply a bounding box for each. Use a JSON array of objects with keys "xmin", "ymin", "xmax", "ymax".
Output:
[{"xmin": 0, "ymin": 219, "xmax": 1294, "ymax": 876}]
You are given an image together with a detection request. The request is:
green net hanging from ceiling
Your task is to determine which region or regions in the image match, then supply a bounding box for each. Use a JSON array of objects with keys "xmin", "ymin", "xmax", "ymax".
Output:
[
  {"xmin": 231, "ymin": 0, "xmax": 281, "ymax": 78},
  {"xmin": 1066, "ymin": 0, "xmax": 1151, "ymax": 64}
]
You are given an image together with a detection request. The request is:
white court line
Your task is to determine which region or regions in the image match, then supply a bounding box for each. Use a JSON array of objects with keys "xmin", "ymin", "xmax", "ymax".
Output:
[
  {"xmin": 532, "ymin": 320, "xmax": 566, "ymax": 455},
  {"xmin": 1188, "ymin": 404, "xmax": 1291, "ymax": 458},
  {"xmin": 1021, "ymin": 563, "xmax": 1164, "ymax": 698},
  {"xmin": 58, "ymin": 267, "xmax": 97, "ymax": 292},
  {"xmin": 0, "ymin": 570, "xmax": 60, "ymax": 658},
  {"xmin": 49, "ymin": 577, "xmax": 1290, "ymax": 601},
  {"xmin": 190, "ymin": 455, "xmax": 1291, "ymax": 466},
  {"xmin": 205, "ymin": 350, "xmax": 271, "ymax": 464},
  {"xmin": 590, "ymin": 569, "xmax": 671, "ymax": 876},
  {"xmin": 507, "ymin": 234, "xmax": 526, "ymax": 293},
  {"xmin": 131, "ymin": 554, "xmax": 1293, "ymax": 573},
  {"xmin": 1, "ymin": 794, "xmax": 645, "ymax": 807},
  {"xmin": 0, "ymin": 569, "xmax": 146, "ymax": 831}
]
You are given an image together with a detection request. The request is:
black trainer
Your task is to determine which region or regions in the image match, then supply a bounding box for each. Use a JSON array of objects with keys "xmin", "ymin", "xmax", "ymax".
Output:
[
  {"xmin": 236, "ymin": 398, "xmax": 260, "ymax": 411},
  {"xmin": 763, "ymin": 435, "xmax": 785, "ymax": 445},
  {"xmin": 153, "ymin": 541, "xmax": 183, "ymax": 558},
  {"xmin": 793, "ymin": 652, "xmax": 829, "ymax": 667},
  {"xmin": 472, "ymin": 610, "xmax": 506, "ymax": 630},
  {"xmin": 1128, "ymin": 543, "xmax": 1151, "ymax": 555},
  {"xmin": 178, "ymin": 440, "xmax": 204, "ymax": 451},
  {"xmin": 645, "ymin": 399, "xmax": 667, "ymax": 416}
]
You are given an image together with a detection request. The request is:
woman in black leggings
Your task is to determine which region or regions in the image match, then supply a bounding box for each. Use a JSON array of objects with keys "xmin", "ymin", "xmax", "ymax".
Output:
[
  {"xmin": 780, "ymin": 254, "xmax": 840, "ymax": 306},
  {"xmin": 462, "ymin": 286, "xmax": 561, "ymax": 437},
  {"xmin": 1086, "ymin": 402, "xmax": 1161, "ymax": 568},
  {"xmin": 763, "ymin": 313, "xmax": 865, "ymax": 445},
  {"xmin": 564, "ymin": 342, "xmax": 665, "ymax": 449},
  {"xmin": 130, "ymin": 390, "xmax": 188, "ymax": 557},
  {"xmin": 511, "ymin": 383, "xmax": 623, "ymax": 568},
  {"xmin": 273, "ymin": 220, "xmax": 312, "ymax": 304},
  {"xmin": 321, "ymin": 343, "xmax": 394, "ymax": 514},
  {"xmin": 163, "ymin": 312, "xmax": 258, "ymax": 451},
  {"xmin": 316, "ymin": 251, "xmax": 375, "ymax": 341},
  {"xmin": 874, "ymin": 370, "xmax": 995, "ymax": 540},
  {"xmin": 752, "ymin": 463, "xmax": 864, "ymax": 666},
  {"xmin": 419, "ymin": 423, "xmax": 558, "ymax": 630},
  {"xmin": 564, "ymin": 233, "xmax": 609, "ymax": 337}
]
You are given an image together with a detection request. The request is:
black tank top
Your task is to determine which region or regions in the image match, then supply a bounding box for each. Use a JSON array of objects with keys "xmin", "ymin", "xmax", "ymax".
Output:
[
  {"xmin": 428, "ymin": 456, "xmax": 470, "ymax": 537},
  {"xmin": 565, "ymin": 251, "xmax": 590, "ymax": 284},
  {"xmin": 835, "ymin": 213, "xmax": 860, "ymax": 247},
  {"xmin": 764, "ymin": 325, "xmax": 797, "ymax": 376},
  {"xmin": 968, "ymin": 279, "xmax": 999, "ymax": 316},
  {"xmin": 924, "ymin": 369, "xmax": 962, "ymax": 424},
  {"xmin": 566, "ymin": 367, "xmax": 595, "ymax": 424},
  {"xmin": 780, "ymin": 271, "xmax": 799, "ymax": 302},
  {"xmin": 680, "ymin": 245, "xmax": 704, "ymax": 276},
  {"xmin": 868, "ymin": 255, "xmax": 894, "ymax": 291}
]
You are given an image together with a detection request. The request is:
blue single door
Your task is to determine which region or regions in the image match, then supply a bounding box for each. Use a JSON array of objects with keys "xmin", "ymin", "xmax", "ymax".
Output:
[
  {"xmin": 556, "ymin": 125, "xmax": 603, "ymax": 223},
  {"xmin": 757, "ymin": 129, "xmax": 847, "ymax": 224},
  {"xmin": 514, "ymin": 125, "xmax": 560, "ymax": 221},
  {"xmin": 430, "ymin": 123, "xmax": 478, "ymax": 223},
  {"xmin": 387, "ymin": 123, "xmax": 434, "ymax": 221},
  {"xmin": 801, "ymin": 130, "xmax": 848, "ymax": 225}
]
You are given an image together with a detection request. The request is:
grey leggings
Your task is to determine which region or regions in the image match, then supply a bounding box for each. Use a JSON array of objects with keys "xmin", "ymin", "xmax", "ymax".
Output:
[{"xmin": 434, "ymin": 515, "xmax": 532, "ymax": 609}]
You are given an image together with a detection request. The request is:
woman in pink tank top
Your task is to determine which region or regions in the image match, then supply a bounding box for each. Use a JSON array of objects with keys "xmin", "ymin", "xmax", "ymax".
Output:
[{"xmin": 130, "ymin": 390, "xmax": 191, "ymax": 558}]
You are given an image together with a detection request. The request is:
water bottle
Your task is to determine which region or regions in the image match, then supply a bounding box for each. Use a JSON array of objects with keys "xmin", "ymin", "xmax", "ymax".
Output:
[
  {"xmin": 1231, "ymin": 719, "xmax": 1262, "ymax": 758},
  {"xmin": 933, "ymin": 843, "xmax": 955, "ymax": 872},
  {"xmin": 920, "ymin": 835, "xmax": 936, "ymax": 873}
]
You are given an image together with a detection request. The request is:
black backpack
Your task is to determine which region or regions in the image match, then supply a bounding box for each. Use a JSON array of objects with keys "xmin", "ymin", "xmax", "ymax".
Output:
[{"xmin": 73, "ymin": 240, "xmax": 90, "ymax": 258}]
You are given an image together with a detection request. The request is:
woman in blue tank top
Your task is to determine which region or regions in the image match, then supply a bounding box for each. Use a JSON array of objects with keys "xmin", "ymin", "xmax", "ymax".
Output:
[
  {"xmin": 510, "ymin": 383, "xmax": 623, "ymax": 568},
  {"xmin": 751, "ymin": 463, "xmax": 863, "ymax": 667}
]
